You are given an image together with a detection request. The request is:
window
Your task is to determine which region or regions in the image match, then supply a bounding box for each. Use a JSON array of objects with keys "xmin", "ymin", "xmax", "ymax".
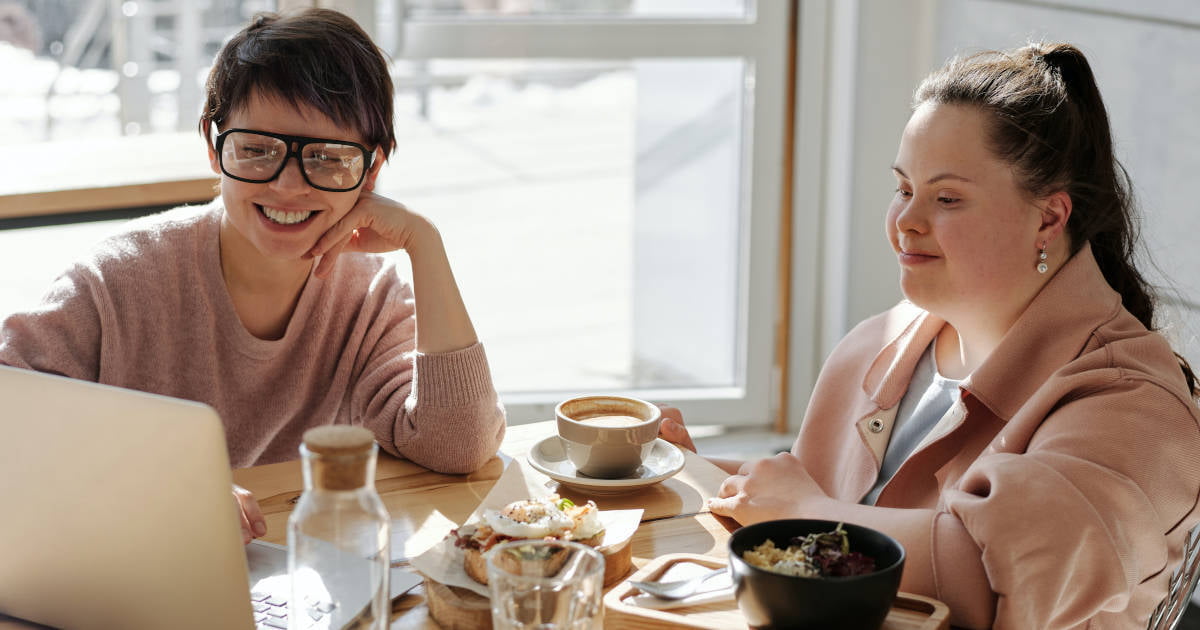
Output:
[{"xmin": 0, "ymin": 0, "xmax": 793, "ymax": 425}]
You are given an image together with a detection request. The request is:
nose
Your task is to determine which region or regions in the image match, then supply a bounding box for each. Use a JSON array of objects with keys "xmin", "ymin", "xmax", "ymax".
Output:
[
  {"xmin": 268, "ymin": 152, "xmax": 311, "ymax": 194},
  {"xmin": 893, "ymin": 195, "xmax": 928, "ymax": 235}
]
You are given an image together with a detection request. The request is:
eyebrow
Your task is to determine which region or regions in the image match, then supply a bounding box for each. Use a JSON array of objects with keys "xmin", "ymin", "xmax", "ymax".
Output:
[{"xmin": 891, "ymin": 166, "xmax": 975, "ymax": 185}]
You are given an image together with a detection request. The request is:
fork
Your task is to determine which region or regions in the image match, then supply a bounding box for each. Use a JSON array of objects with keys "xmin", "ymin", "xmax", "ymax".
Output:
[
  {"xmin": 1147, "ymin": 522, "xmax": 1200, "ymax": 630},
  {"xmin": 629, "ymin": 567, "xmax": 728, "ymax": 600}
]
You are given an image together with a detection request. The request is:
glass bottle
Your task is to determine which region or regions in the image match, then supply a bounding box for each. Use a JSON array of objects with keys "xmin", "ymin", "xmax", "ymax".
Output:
[{"xmin": 288, "ymin": 426, "xmax": 390, "ymax": 630}]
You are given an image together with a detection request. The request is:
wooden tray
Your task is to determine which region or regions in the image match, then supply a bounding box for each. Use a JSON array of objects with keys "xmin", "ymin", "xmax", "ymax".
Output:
[{"xmin": 603, "ymin": 553, "xmax": 949, "ymax": 630}]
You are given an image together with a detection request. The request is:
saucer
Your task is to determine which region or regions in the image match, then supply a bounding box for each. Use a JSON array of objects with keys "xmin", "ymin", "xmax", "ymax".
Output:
[{"xmin": 527, "ymin": 436, "xmax": 686, "ymax": 494}]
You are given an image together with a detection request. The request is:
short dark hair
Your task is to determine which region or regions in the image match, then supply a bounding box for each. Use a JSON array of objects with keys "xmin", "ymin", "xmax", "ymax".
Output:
[{"xmin": 199, "ymin": 8, "xmax": 395, "ymax": 158}]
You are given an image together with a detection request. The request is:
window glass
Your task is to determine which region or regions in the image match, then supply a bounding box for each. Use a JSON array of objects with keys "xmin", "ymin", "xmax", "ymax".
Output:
[
  {"xmin": 1, "ymin": 0, "xmax": 765, "ymax": 410},
  {"xmin": 381, "ymin": 58, "xmax": 746, "ymax": 393},
  {"xmin": 403, "ymin": 0, "xmax": 748, "ymax": 20},
  {"xmin": 2, "ymin": 0, "xmax": 274, "ymax": 143}
]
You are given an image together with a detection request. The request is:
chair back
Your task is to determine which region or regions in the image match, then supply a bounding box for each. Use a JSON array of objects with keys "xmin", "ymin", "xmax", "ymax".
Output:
[{"xmin": 1148, "ymin": 522, "xmax": 1200, "ymax": 630}]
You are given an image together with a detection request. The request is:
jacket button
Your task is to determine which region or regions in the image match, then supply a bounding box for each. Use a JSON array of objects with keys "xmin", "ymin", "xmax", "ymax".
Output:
[{"xmin": 868, "ymin": 418, "xmax": 885, "ymax": 433}]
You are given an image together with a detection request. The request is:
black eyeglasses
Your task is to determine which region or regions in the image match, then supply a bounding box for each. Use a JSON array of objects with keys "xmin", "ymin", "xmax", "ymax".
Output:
[{"xmin": 214, "ymin": 129, "xmax": 375, "ymax": 192}]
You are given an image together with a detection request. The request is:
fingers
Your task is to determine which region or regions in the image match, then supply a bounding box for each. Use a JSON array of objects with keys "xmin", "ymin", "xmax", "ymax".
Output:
[
  {"xmin": 707, "ymin": 495, "xmax": 737, "ymax": 517},
  {"xmin": 237, "ymin": 502, "xmax": 252, "ymax": 545},
  {"xmin": 232, "ymin": 486, "xmax": 252, "ymax": 544},
  {"xmin": 655, "ymin": 404, "xmax": 698, "ymax": 453},
  {"xmin": 717, "ymin": 472, "xmax": 746, "ymax": 499},
  {"xmin": 708, "ymin": 471, "xmax": 747, "ymax": 518},
  {"xmin": 309, "ymin": 204, "xmax": 368, "ymax": 260},
  {"xmin": 657, "ymin": 404, "xmax": 684, "ymax": 424},
  {"xmin": 313, "ymin": 237, "xmax": 349, "ymax": 279},
  {"xmin": 659, "ymin": 417, "xmax": 697, "ymax": 453},
  {"xmin": 737, "ymin": 452, "xmax": 794, "ymax": 477},
  {"xmin": 233, "ymin": 484, "xmax": 267, "ymax": 545}
]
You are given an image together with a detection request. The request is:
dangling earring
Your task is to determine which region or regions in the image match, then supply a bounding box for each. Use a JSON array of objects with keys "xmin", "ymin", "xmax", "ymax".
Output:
[{"xmin": 1036, "ymin": 243, "xmax": 1049, "ymax": 274}]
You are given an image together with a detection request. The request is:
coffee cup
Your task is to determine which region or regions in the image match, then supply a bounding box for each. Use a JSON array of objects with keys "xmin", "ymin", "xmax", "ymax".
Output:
[{"xmin": 555, "ymin": 395, "xmax": 662, "ymax": 479}]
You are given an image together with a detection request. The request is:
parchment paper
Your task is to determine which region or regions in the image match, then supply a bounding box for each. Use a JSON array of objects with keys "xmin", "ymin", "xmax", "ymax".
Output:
[{"xmin": 409, "ymin": 458, "xmax": 643, "ymax": 597}]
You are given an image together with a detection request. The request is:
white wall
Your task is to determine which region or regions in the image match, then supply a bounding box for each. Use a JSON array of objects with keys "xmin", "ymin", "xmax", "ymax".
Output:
[{"xmin": 789, "ymin": 0, "xmax": 1200, "ymax": 429}]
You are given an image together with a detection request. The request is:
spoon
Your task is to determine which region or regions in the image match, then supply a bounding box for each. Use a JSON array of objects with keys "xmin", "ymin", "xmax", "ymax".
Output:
[{"xmin": 629, "ymin": 567, "xmax": 727, "ymax": 600}]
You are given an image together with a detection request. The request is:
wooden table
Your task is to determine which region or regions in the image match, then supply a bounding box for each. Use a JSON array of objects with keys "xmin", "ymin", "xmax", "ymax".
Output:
[
  {"xmin": 0, "ymin": 134, "xmax": 217, "ymax": 219},
  {"xmin": 233, "ymin": 421, "xmax": 948, "ymax": 629},
  {"xmin": 235, "ymin": 421, "xmax": 733, "ymax": 551}
]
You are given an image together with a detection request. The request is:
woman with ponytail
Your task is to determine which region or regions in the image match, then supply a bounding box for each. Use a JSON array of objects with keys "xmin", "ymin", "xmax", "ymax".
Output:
[{"xmin": 661, "ymin": 43, "xmax": 1200, "ymax": 628}]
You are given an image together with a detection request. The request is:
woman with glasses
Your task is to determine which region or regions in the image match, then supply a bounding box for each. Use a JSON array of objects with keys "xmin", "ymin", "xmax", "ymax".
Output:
[
  {"xmin": 0, "ymin": 9, "xmax": 506, "ymax": 544},
  {"xmin": 660, "ymin": 43, "xmax": 1200, "ymax": 628}
]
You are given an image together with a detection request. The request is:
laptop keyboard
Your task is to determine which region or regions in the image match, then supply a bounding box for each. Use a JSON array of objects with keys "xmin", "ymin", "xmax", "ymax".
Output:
[
  {"xmin": 250, "ymin": 590, "xmax": 290, "ymax": 629},
  {"xmin": 250, "ymin": 590, "xmax": 332, "ymax": 629}
]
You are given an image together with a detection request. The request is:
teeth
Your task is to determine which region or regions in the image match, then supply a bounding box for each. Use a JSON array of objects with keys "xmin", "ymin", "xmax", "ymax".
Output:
[{"xmin": 261, "ymin": 206, "xmax": 314, "ymax": 225}]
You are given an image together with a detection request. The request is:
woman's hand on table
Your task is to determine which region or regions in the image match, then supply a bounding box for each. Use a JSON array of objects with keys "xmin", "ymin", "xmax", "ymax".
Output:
[
  {"xmin": 657, "ymin": 404, "xmax": 697, "ymax": 453},
  {"xmin": 233, "ymin": 483, "xmax": 267, "ymax": 545},
  {"xmin": 708, "ymin": 452, "xmax": 828, "ymax": 525}
]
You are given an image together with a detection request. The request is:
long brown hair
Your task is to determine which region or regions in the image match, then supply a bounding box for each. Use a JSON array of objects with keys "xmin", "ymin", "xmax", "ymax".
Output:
[{"xmin": 914, "ymin": 43, "xmax": 1197, "ymax": 397}]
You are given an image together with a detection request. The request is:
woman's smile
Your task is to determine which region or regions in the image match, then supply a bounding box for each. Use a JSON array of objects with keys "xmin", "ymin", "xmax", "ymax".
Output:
[
  {"xmin": 254, "ymin": 203, "xmax": 321, "ymax": 231},
  {"xmin": 897, "ymin": 248, "xmax": 940, "ymax": 265}
]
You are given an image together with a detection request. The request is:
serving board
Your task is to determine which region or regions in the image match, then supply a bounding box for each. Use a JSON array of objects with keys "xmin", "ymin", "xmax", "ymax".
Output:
[
  {"xmin": 603, "ymin": 553, "xmax": 950, "ymax": 630},
  {"xmin": 424, "ymin": 539, "xmax": 634, "ymax": 630}
]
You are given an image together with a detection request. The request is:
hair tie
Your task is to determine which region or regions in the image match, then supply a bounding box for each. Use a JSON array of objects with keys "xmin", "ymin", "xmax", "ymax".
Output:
[{"xmin": 249, "ymin": 13, "xmax": 272, "ymax": 30}]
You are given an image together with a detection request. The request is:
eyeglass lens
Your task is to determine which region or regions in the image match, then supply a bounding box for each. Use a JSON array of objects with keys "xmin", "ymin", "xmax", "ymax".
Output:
[{"xmin": 220, "ymin": 131, "xmax": 367, "ymax": 190}]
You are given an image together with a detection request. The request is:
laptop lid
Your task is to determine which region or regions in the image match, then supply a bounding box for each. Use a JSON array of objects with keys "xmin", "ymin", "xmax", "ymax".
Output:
[{"xmin": 0, "ymin": 366, "xmax": 255, "ymax": 630}]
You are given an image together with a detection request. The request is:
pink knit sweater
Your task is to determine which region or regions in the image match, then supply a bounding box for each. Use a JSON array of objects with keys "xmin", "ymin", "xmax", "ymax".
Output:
[{"xmin": 0, "ymin": 204, "xmax": 506, "ymax": 472}]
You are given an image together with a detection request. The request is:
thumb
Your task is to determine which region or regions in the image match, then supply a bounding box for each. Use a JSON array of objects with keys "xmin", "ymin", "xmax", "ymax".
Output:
[{"xmin": 707, "ymin": 495, "xmax": 736, "ymax": 517}]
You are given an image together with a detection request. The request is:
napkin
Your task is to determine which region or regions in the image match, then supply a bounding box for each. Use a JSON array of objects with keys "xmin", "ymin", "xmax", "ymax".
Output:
[
  {"xmin": 626, "ymin": 561, "xmax": 735, "ymax": 610},
  {"xmin": 409, "ymin": 458, "xmax": 644, "ymax": 597}
]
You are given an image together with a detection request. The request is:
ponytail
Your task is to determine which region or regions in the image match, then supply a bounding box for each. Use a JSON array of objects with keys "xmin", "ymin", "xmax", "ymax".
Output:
[{"xmin": 1041, "ymin": 45, "xmax": 1198, "ymax": 397}]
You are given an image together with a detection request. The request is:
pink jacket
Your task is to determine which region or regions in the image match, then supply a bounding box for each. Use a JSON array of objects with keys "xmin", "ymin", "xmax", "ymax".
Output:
[{"xmin": 795, "ymin": 244, "xmax": 1200, "ymax": 629}]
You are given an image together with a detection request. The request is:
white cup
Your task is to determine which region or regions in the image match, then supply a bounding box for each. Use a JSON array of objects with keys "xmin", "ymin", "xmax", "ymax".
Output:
[{"xmin": 555, "ymin": 395, "xmax": 662, "ymax": 479}]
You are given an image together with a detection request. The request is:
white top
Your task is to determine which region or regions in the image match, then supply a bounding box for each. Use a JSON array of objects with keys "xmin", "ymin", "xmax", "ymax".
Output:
[{"xmin": 861, "ymin": 339, "xmax": 962, "ymax": 505}]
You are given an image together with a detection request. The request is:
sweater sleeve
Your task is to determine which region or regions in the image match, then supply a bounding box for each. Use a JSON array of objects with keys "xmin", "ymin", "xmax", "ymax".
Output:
[
  {"xmin": 348, "ymin": 279, "xmax": 506, "ymax": 475},
  {"xmin": 0, "ymin": 265, "xmax": 104, "ymax": 380},
  {"xmin": 943, "ymin": 379, "xmax": 1200, "ymax": 629}
]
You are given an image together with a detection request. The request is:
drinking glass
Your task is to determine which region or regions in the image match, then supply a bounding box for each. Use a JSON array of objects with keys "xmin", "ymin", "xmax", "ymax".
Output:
[{"xmin": 486, "ymin": 539, "xmax": 604, "ymax": 630}]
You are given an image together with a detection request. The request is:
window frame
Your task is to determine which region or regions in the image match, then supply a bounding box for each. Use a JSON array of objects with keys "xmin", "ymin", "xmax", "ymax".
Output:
[{"xmin": 358, "ymin": 0, "xmax": 794, "ymax": 425}]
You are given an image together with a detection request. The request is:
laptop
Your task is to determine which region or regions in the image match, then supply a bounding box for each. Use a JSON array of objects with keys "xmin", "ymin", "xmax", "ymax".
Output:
[{"xmin": 0, "ymin": 366, "xmax": 420, "ymax": 630}]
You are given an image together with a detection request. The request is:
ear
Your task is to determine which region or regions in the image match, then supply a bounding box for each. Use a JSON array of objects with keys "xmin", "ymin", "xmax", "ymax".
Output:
[
  {"xmin": 206, "ymin": 133, "xmax": 221, "ymax": 176},
  {"xmin": 362, "ymin": 148, "xmax": 386, "ymax": 192},
  {"xmin": 1036, "ymin": 190, "xmax": 1072, "ymax": 247}
]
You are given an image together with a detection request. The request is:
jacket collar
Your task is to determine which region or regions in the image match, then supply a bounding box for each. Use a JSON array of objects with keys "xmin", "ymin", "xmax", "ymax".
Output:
[
  {"xmin": 967, "ymin": 243, "xmax": 1121, "ymax": 420},
  {"xmin": 861, "ymin": 304, "xmax": 944, "ymax": 409},
  {"xmin": 861, "ymin": 243, "xmax": 1122, "ymax": 420}
]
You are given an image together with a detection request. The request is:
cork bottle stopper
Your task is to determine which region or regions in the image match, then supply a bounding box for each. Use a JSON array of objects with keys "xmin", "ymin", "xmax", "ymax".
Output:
[{"xmin": 302, "ymin": 425, "xmax": 375, "ymax": 490}]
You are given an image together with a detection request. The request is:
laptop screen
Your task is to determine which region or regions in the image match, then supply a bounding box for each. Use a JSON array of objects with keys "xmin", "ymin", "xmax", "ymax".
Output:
[{"xmin": 0, "ymin": 366, "xmax": 256, "ymax": 629}]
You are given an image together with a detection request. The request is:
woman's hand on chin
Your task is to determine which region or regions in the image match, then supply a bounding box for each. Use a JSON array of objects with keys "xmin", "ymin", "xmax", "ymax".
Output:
[
  {"xmin": 307, "ymin": 190, "xmax": 433, "ymax": 278},
  {"xmin": 708, "ymin": 452, "xmax": 830, "ymax": 525}
]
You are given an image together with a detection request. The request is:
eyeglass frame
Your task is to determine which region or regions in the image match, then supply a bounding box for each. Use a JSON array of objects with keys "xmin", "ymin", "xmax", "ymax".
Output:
[{"xmin": 213, "ymin": 128, "xmax": 376, "ymax": 193}]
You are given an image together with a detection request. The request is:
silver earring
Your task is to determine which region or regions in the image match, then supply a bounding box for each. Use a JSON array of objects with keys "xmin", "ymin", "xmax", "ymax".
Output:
[{"xmin": 1037, "ymin": 243, "xmax": 1048, "ymax": 274}]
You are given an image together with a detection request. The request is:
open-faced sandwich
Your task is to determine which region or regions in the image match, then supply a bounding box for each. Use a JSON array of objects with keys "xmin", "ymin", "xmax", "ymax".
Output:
[{"xmin": 451, "ymin": 495, "xmax": 605, "ymax": 585}]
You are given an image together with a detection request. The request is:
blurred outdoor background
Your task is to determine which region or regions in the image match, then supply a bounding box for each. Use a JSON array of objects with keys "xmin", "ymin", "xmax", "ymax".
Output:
[{"xmin": 0, "ymin": 1, "xmax": 1196, "ymax": 440}]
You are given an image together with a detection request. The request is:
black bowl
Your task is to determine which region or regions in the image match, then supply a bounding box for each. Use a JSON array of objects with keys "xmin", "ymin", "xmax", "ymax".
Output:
[{"xmin": 728, "ymin": 519, "xmax": 905, "ymax": 630}]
